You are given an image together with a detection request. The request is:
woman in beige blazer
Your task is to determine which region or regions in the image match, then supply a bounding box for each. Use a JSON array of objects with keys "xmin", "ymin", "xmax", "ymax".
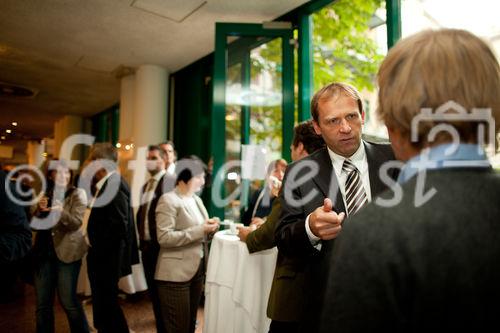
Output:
[
  {"xmin": 155, "ymin": 157, "xmax": 219, "ymax": 333},
  {"xmin": 32, "ymin": 159, "xmax": 89, "ymax": 333}
]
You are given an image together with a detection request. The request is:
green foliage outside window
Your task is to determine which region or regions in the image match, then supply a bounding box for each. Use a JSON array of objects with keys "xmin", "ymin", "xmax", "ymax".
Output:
[
  {"xmin": 313, "ymin": 0, "xmax": 385, "ymax": 92},
  {"xmin": 226, "ymin": 0, "xmax": 385, "ymax": 159}
]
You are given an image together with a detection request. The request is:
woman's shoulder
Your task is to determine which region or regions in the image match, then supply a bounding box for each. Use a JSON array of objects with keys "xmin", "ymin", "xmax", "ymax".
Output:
[
  {"xmin": 158, "ymin": 189, "xmax": 181, "ymax": 204},
  {"xmin": 67, "ymin": 187, "xmax": 87, "ymax": 205}
]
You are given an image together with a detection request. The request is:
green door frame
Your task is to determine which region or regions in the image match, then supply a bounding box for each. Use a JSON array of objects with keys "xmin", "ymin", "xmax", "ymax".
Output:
[
  {"xmin": 386, "ymin": 0, "xmax": 402, "ymax": 48},
  {"xmin": 211, "ymin": 23, "xmax": 294, "ymax": 218},
  {"xmin": 296, "ymin": 0, "xmax": 401, "ymax": 121},
  {"xmin": 209, "ymin": 3, "xmax": 401, "ymax": 217}
]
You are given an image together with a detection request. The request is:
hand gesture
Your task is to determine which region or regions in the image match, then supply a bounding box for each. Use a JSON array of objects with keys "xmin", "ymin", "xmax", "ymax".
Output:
[
  {"xmin": 237, "ymin": 225, "xmax": 256, "ymax": 242},
  {"xmin": 309, "ymin": 198, "xmax": 345, "ymax": 240},
  {"xmin": 250, "ymin": 217, "xmax": 265, "ymax": 229},
  {"xmin": 203, "ymin": 217, "xmax": 220, "ymax": 234}
]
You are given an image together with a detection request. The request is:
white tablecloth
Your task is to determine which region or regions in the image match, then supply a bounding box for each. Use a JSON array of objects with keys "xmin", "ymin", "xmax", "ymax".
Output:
[{"xmin": 204, "ymin": 230, "xmax": 277, "ymax": 333}]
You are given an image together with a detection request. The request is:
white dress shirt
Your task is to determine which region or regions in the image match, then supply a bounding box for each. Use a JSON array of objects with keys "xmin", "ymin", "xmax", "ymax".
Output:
[
  {"xmin": 142, "ymin": 169, "xmax": 166, "ymax": 241},
  {"xmin": 166, "ymin": 163, "xmax": 176, "ymax": 176},
  {"xmin": 305, "ymin": 143, "xmax": 372, "ymax": 247}
]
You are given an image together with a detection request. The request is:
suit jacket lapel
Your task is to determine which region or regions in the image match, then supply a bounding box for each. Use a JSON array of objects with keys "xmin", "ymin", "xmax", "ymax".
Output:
[
  {"xmin": 311, "ymin": 148, "xmax": 345, "ymax": 214},
  {"xmin": 175, "ymin": 189, "xmax": 207, "ymax": 223}
]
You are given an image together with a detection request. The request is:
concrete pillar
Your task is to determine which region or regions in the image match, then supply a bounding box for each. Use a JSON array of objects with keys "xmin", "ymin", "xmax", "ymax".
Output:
[
  {"xmin": 53, "ymin": 115, "xmax": 85, "ymax": 162},
  {"xmin": 127, "ymin": 65, "xmax": 169, "ymax": 208},
  {"xmin": 26, "ymin": 141, "xmax": 45, "ymax": 167},
  {"xmin": 117, "ymin": 74, "xmax": 136, "ymax": 183},
  {"xmin": 119, "ymin": 74, "xmax": 135, "ymax": 142},
  {"xmin": 133, "ymin": 64, "xmax": 168, "ymax": 149}
]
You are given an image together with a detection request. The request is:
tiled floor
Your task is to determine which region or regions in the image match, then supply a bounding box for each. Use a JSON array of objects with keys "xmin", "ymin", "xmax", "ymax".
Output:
[{"xmin": 0, "ymin": 282, "xmax": 204, "ymax": 333}]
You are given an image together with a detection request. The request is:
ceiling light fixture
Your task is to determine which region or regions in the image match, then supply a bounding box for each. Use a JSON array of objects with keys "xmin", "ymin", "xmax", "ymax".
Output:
[
  {"xmin": 116, "ymin": 142, "xmax": 122, "ymax": 148},
  {"xmin": 12, "ymin": 122, "xmax": 17, "ymax": 126},
  {"xmin": 6, "ymin": 129, "xmax": 12, "ymax": 134}
]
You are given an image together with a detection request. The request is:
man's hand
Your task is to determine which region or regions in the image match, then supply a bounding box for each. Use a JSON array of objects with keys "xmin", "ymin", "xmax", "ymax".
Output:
[
  {"xmin": 237, "ymin": 225, "xmax": 256, "ymax": 242},
  {"xmin": 250, "ymin": 217, "xmax": 265, "ymax": 229},
  {"xmin": 309, "ymin": 198, "xmax": 345, "ymax": 240}
]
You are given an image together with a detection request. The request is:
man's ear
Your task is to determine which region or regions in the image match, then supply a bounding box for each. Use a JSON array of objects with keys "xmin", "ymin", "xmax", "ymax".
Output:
[
  {"xmin": 312, "ymin": 120, "xmax": 322, "ymax": 135},
  {"xmin": 297, "ymin": 142, "xmax": 305, "ymax": 156},
  {"xmin": 387, "ymin": 126, "xmax": 419, "ymax": 162}
]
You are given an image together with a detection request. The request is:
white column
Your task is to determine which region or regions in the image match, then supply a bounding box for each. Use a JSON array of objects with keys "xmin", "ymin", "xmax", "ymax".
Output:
[
  {"xmin": 118, "ymin": 74, "xmax": 136, "ymax": 184},
  {"xmin": 133, "ymin": 64, "xmax": 168, "ymax": 149},
  {"xmin": 53, "ymin": 115, "xmax": 85, "ymax": 162},
  {"xmin": 128, "ymin": 64, "xmax": 169, "ymax": 209},
  {"xmin": 26, "ymin": 141, "xmax": 45, "ymax": 167},
  {"xmin": 54, "ymin": 119, "xmax": 63, "ymax": 159},
  {"xmin": 119, "ymin": 74, "xmax": 135, "ymax": 142}
]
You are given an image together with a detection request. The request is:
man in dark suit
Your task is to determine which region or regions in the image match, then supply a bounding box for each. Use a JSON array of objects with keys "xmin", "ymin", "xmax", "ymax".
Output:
[
  {"xmin": 0, "ymin": 169, "xmax": 31, "ymax": 303},
  {"xmin": 84, "ymin": 143, "xmax": 137, "ymax": 333},
  {"xmin": 237, "ymin": 120, "xmax": 325, "ymax": 333},
  {"xmin": 136, "ymin": 145, "xmax": 174, "ymax": 333},
  {"xmin": 275, "ymin": 83, "xmax": 397, "ymax": 332},
  {"xmin": 0, "ymin": 169, "xmax": 31, "ymax": 263},
  {"xmin": 318, "ymin": 29, "xmax": 500, "ymax": 332}
]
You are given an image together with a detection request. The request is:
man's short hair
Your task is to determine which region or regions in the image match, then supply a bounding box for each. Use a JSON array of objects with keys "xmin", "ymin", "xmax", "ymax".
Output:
[
  {"xmin": 310, "ymin": 82, "xmax": 364, "ymax": 123},
  {"xmin": 148, "ymin": 145, "xmax": 166, "ymax": 159},
  {"xmin": 88, "ymin": 142, "xmax": 117, "ymax": 162},
  {"xmin": 377, "ymin": 29, "xmax": 500, "ymax": 148},
  {"xmin": 266, "ymin": 158, "xmax": 288, "ymax": 176},
  {"xmin": 159, "ymin": 141, "xmax": 175, "ymax": 150},
  {"xmin": 292, "ymin": 120, "xmax": 326, "ymax": 154}
]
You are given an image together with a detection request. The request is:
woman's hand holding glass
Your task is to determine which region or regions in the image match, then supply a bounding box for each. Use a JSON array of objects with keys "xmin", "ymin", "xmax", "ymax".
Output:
[{"xmin": 203, "ymin": 217, "xmax": 220, "ymax": 235}]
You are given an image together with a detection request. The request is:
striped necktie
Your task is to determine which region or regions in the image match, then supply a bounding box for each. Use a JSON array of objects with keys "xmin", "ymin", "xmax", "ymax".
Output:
[{"xmin": 343, "ymin": 159, "xmax": 368, "ymax": 216}]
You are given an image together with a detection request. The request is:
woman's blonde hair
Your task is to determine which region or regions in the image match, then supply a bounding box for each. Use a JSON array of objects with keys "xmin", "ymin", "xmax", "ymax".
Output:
[{"xmin": 377, "ymin": 29, "xmax": 500, "ymax": 148}]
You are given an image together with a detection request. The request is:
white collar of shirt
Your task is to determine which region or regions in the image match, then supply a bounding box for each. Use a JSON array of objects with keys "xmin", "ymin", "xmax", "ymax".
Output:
[
  {"xmin": 326, "ymin": 142, "xmax": 372, "ymax": 204},
  {"xmin": 150, "ymin": 169, "xmax": 166, "ymax": 183},
  {"xmin": 166, "ymin": 163, "xmax": 176, "ymax": 175},
  {"xmin": 327, "ymin": 142, "xmax": 367, "ymax": 178},
  {"xmin": 95, "ymin": 170, "xmax": 116, "ymax": 192}
]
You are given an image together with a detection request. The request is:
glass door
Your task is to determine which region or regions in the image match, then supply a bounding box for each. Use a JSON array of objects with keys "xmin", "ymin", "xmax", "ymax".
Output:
[{"xmin": 211, "ymin": 23, "xmax": 294, "ymax": 219}]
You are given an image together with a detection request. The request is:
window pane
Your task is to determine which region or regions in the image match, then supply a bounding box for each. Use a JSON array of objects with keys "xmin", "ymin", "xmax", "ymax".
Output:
[{"xmin": 312, "ymin": 0, "xmax": 389, "ymax": 141}]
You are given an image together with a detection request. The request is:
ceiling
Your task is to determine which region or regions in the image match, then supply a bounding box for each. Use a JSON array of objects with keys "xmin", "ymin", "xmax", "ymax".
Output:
[{"xmin": 0, "ymin": 0, "xmax": 308, "ymax": 142}]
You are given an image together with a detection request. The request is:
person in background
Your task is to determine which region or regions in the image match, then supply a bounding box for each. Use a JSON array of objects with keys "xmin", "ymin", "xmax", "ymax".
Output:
[
  {"xmin": 318, "ymin": 29, "xmax": 500, "ymax": 333},
  {"xmin": 0, "ymin": 169, "xmax": 31, "ymax": 303},
  {"xmin": 32, "ymin": 159, "xmax": 89, "ymax": 333},
  {"xmin": 159, "ymin": 141, "xmax": 176, "ymax": 176},
  {"xmin": 155, "ymin": 156, "xmax": 219, "ymax": 333},
  {"xmin": 11, "ymin": 168, "xmax": 35, "ymax": 220},
  {"xmin": 241, "ymin": 159, "xmax": 287, "ymax": 226},
  {"xmin": 84, "ymin": 143, "xmax": 136, "ymax": 333},
  {"xmin": 237, "ymin": 120, "xmax": 325, "ymax": 333},
  {"xmin": 136, "ymin": 145, "xmax": 175, "ymax": 333}
]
